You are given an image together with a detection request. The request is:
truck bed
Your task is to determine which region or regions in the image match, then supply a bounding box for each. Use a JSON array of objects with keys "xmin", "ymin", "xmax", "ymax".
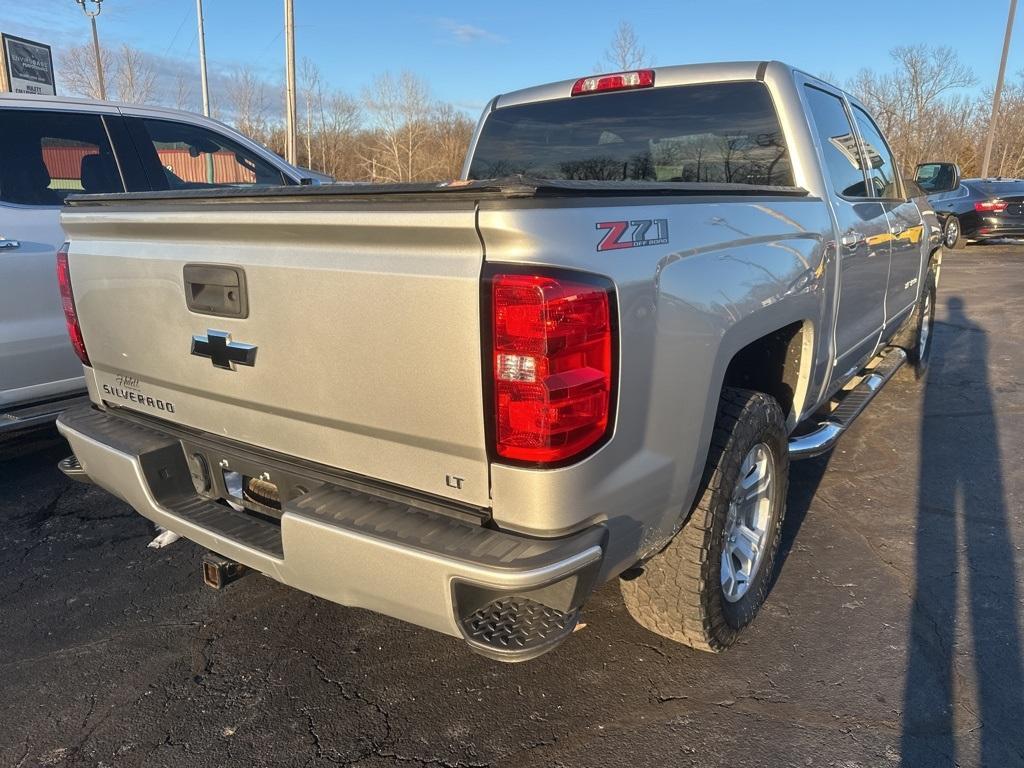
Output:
[{"xmin": 60, "ymin": 174, "xmax": 823, "ymax": 528}]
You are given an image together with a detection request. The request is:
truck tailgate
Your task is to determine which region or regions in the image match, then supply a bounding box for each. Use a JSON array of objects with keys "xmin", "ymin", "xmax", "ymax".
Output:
[{"xmin": 60, "ymin": 202, "xmax": 490, "ymax": 507}]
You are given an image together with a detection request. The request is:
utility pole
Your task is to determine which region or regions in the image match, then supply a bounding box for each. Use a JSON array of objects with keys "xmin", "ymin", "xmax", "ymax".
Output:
[
  {"xmin": 284, "ymin": 0, "xmax": 298, "ymax": 165},
  {"xmin": 982, "ymin": 0, "xmax": 1018, "ymax": 178},
  {"xmin": 196, "ymin": 0, "xmax": 210, "ymax": 117},
  {"xmin": 75, "ymin": 0, "xmax": 106, "ymax": 100},
  {"xmin": 196, "ymin": 0, "xmax": 214, "ymax": 182}
]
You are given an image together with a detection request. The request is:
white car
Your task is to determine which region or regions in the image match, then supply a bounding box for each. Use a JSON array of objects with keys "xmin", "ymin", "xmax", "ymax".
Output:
[{"xmin": 0, "ymin": 93, "xmax": 323, "ymax": 433}]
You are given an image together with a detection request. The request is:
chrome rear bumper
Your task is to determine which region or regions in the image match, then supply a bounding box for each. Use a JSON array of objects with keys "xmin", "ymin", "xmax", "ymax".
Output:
[{"xmin": 57, "ymin": 406, "xmax": 604, "ymax": 661}]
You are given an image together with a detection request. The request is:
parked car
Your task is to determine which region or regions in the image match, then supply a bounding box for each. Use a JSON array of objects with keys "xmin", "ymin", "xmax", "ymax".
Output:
[
  {"xmin": 915, "ymin": 161, "xmax": 1024, "ymax": 248},
  {"xmin": 55, "ymin": 61, "xmax": 940, "ymax": 661},
  {"xmin": 0, "ymin": 93, "xmax": 328, "ymax": 434}
]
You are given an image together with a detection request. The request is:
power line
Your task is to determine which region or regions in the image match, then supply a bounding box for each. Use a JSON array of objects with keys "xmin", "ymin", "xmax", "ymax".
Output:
[{"xmin": 163, "ymin": 3, "xmax": 192, "ymax": 55}]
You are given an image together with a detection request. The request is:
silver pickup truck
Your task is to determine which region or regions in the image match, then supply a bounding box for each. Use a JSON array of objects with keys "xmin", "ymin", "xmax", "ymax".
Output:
[{"xmin": 55, "ymin": 61, "xmax": 940, "ymax": 662}]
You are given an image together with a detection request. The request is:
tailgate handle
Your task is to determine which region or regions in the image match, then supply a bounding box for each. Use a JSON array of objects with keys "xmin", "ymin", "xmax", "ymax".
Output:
[{"xmin": 183, "ymin": 264, "xmax": 248, "ymax": 318}]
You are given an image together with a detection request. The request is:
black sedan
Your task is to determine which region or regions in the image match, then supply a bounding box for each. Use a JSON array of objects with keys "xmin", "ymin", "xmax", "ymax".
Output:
[{"xmin": 916, "ymin": 162, "xmax": 1024, "ymax": 249}]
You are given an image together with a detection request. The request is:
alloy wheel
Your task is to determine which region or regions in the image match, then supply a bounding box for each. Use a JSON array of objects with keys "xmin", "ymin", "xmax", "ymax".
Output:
[
  {"xmin": 944, "ymin": 218, "xmax": 959, "ymax": 248},
  {"xmin": 721, "ymin": 443, "xmax": 775, "ymax": 603}
]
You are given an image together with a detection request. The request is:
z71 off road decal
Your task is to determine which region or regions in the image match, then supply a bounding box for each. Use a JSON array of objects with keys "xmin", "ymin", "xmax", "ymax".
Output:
[{"xmin": 596, "ymin": 219, "xmax": 669, "ymax": 251}]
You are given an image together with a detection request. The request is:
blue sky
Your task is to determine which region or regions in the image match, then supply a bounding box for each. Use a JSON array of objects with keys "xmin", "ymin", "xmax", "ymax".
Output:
[{"xmin": 5, "ymin": 0, "xmax": 1022, "ymax": 115}]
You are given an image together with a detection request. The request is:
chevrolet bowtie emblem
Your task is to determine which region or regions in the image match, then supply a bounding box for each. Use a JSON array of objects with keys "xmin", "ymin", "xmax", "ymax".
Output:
[{"xmin": 191, "ymin": 330, "xmax": 257, "ymax": 370}]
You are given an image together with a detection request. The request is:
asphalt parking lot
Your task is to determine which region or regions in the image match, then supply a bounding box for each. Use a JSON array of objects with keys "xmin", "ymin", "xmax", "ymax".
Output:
[{"xmin": 2, "ymin": 246, "xmax": 1023, "ymax": 768}]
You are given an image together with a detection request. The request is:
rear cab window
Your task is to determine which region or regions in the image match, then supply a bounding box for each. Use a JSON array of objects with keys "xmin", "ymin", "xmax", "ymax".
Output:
[
  {"xmin": 0, "ymin": 109, "xmax": 124, "ymax": 205},
  {"xmin": 126, "ymin": 117, "xmax": 290, "ymax": 191},
  {"xmin": 468, "ymin": 81, "xmax": 794, "ymax": 186}
]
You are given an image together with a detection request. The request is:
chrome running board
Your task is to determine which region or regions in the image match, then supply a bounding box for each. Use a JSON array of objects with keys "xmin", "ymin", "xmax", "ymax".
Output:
[{"xmin": 789, "ymin": 347, "xmax": 907, "ymax": 460}]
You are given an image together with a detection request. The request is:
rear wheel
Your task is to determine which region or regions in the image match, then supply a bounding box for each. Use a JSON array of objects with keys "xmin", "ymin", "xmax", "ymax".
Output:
[
  {"xmin": 943, "ymin": 216, "xmax": 962, "ymax": 250},
  {"xmin": 620, "ymin": 388, "xmax": 788, "ymax": 652}
]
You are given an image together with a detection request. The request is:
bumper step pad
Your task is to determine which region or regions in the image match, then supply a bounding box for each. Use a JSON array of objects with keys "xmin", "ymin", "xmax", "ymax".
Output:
[
  {"xmin": 58, "ymin": 454, "xmax": 92, "ymax": 484},
  {"xmin": 461, "ymin": 596, "xmax": 579, "ymax": 662}
]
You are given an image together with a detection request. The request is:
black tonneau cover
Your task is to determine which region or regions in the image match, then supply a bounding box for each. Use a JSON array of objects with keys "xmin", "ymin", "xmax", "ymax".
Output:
[{"xmin": 65, "ymin": 175, "xmax": 810, "ymax": 207}]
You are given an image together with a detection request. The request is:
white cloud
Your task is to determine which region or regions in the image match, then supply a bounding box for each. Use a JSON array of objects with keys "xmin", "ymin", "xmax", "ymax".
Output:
[{"xmin": 437, "ymin": 18, "xmax": 504, "ymax": 45}]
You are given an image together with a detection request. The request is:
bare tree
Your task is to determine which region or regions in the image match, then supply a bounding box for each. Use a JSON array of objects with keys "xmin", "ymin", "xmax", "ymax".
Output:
[
  {"xmin": 225, "ymin": 66, "xmax": 271, "ymax": 143},
  {"xmin": 60, "ymin": 42, "xmax": 114, "ymax": 100},
  {"xmin": 362, "ymin": 71, "xmax": 438, "ymax": 182},
  {"xmin": 114, "ymin": 44, "xmax": 157, "ymax": 104},
  {"xmin": 61, "ymin": 42, "xmax": 158, "ymax": 104},
  {"xmin": 432, "ymin": 103, "xmax": 475, "ymax": 179},
  {"xmin": 850, "ymin": 45, "xmax": 976, "ymax": 172},
  {"xmin": 172, "ymin": 71, "xmax": 194, "ymax": 112},
  {"xmin": 599, "ymin": 21, "xmax": 650, "ymax": 71},
  {"xmin": 299, "ymin": 58, "xmax": 323, "ymax": 168},
  {"xmin": 318, "ymin": 92, "xmax": 362, "ymax": 178},
  {"xmin": 977, "ymin": 76, "xmax": 1024, "ymax": 177}
]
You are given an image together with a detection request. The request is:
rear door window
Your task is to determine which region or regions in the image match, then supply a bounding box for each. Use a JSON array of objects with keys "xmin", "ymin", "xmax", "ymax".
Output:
[
  {"xmin": 851, "ymin": 106, "xmax": 901, "ymax": 199},
  {"xmin": 803, "ymin": 86, "xmax": 870, "ymax": 198},
  {"xmin": 0, "ymin": 109, "xmax": 124, "ymax": 205},
  {"xmin": 127, "ymin": 117, "xmax": 288, "ymax": 190},
  {"xmin": 468, "ymin": 81, "xmax": 793, "ymax": 186}
]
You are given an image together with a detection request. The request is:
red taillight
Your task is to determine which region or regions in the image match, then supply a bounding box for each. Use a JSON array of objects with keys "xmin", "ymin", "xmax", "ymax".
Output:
[
  {"xmin": 975, "ymin": 199, "xmax": 1008, "ymax": 212},
  {"xmin": 571, "ymin": 69, "xmax": 655, "ymax": 96},
  {"xmin": 56, "ymin": 243, "xmax": 89, "ymax": 365},
  {"xmin": 489, "ymin": 271, "xmax": 615, "ymax": 465}
]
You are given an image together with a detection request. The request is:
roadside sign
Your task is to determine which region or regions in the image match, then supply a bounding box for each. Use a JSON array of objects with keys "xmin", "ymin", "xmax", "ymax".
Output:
[{"xmin": 0, "ymin": 34, "xmax": 56, "ymax": 95}]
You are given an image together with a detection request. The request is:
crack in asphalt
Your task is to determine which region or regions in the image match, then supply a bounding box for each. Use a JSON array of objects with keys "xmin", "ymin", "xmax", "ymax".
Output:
[
  {"xmin": 350, "ymin": 753, "xmax": 491, "ymax": 768},
  {"xmin": 12, "ymin": 741, "xmax": 29, "ymax": 768}
]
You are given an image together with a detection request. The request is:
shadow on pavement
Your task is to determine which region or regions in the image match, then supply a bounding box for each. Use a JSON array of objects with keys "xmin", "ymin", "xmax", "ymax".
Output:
[
  {"xmin": 901, "ymin": 296, "xmax": 1024, "ymax": 766},
  {"xmin": 0, "ymin": 424, "xmax": 67, "ymax": 470},
  {"xmin": 776, "ymin": 454, "xmax": 829, "ymax": 582}
]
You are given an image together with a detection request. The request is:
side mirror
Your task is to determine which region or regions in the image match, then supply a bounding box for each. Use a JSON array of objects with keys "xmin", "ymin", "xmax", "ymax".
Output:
[{"xmin": 915, "ymin": 162, "xmax": 961, "ymax": 193}]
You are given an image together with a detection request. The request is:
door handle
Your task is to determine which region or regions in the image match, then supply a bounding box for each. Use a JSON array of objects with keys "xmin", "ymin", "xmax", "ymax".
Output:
[
  {"xmin": 840, "ymin": 232, "xmax": 864, "ymax": 250},
  {"xmin": 890, "ymin": 224, "xmax": 906, "ymax": 236},
  {"xmin": 0, "ymin": 236, "xmax": 20, "ymax": 249},
  {"xmin": 183, "ymin": 264, "xmax": 248, "ymax": 318}
]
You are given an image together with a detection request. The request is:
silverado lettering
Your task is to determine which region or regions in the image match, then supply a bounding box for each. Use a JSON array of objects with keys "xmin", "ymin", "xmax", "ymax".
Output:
[{"xmin": 101, "ymin": 384, "xmax": 176, "ymax": 414}]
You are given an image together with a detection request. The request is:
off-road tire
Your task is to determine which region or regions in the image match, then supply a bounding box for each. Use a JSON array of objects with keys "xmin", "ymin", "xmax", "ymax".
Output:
[
  {"xmin": 896, "ymin": 262, "xmax": 938, "ymax": 381},
  {"xmin": 620, "ymin": 388, "xmax": 788, "ymax": 652}
]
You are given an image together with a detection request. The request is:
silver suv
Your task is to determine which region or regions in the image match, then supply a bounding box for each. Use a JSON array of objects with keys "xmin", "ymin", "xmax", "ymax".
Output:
[{"xmin": 0, "ymin": 94, "xmax": 320, "ymax": 433}]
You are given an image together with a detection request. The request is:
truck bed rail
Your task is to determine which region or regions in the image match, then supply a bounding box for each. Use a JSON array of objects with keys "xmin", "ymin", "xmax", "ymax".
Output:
[{"xmin": 64, "ymin": 176, "xmax": 811, "ymax": 207}]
